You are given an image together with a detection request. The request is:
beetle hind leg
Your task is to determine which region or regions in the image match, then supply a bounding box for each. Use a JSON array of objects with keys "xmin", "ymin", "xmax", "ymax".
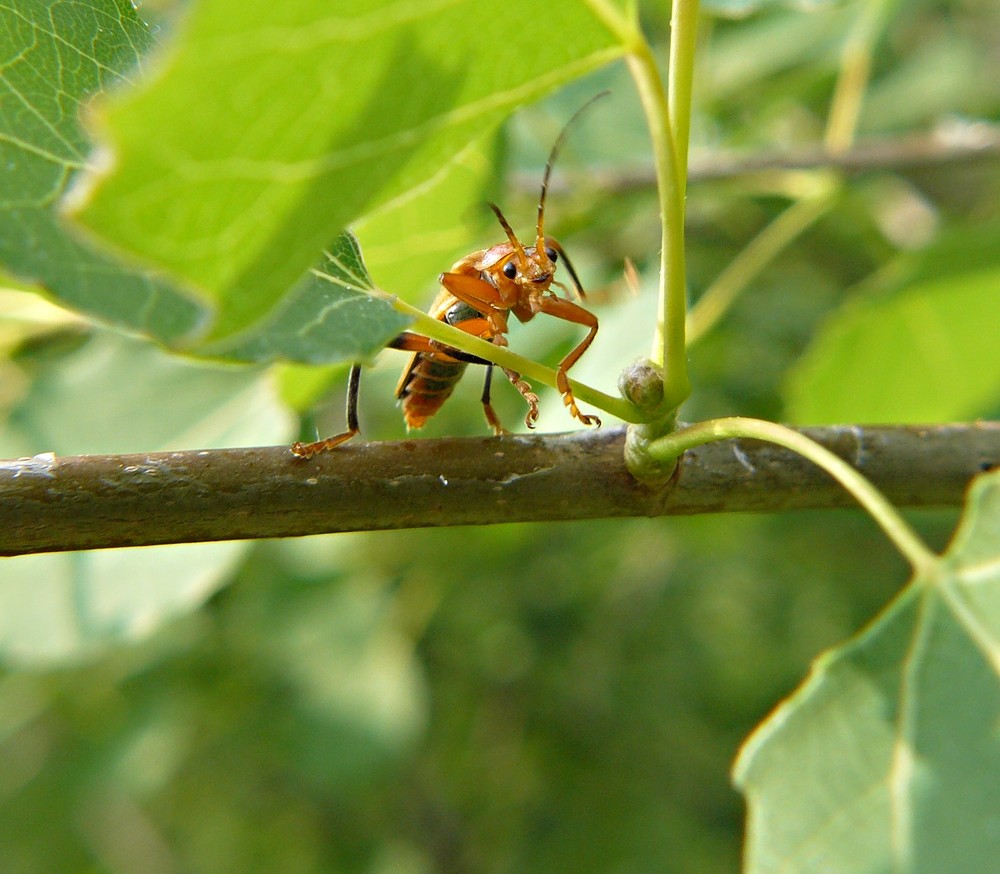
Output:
[
  {"xmin": 291, "ymin": 364, "xmax": 363, "ymax": 458},
  {"xmin": 480, "ymin": 366, "xmax": 508, "ymax": 436}
]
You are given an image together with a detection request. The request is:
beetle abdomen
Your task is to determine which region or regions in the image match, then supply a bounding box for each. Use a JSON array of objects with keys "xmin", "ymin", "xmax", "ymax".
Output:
[{"xmin": 396, "ymin": 354, "xmax": 468, "ymax": 430}]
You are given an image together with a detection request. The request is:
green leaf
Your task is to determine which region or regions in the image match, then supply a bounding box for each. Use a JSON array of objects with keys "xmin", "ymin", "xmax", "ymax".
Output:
[
  {"xmin": 734, "ymin": 469, "xmax": 1000, "ymax": 873},
  {"xmin": 68, "ymin": 0, "xmax": 624, "ymax": 341},
  {"xmin": 0, "ymin": 329, "xmax": 294, "ymax": 664},
  {"xmin": 209, "ymin": 233, "xmax": 410, "ymax": 364},
  {"xmin": 0, "ymin": 2, "xmax": 409, "ymax": 366},
  {"xmin": 786, "ymin": 224, "xmax": 1000, "ymax": 424},
  {"xmin": 0, "ymin": 0, "xmax": 204, "ymax": 343},
  {"xmin": 354, "ymin": 135, "xmax": 500, "ymax": 302}
]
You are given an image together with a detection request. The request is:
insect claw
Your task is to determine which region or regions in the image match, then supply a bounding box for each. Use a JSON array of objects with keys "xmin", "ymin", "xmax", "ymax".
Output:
[
  {"xmin": 482, "ymin": 399, "xmax": 509, "ymax": 436},
  {"xmin": 523, "ymin": 396, "xmax": 540, "ymax": 429},
  {"xmin": 291, "ymin": 430, "xmax": 357, "ymax": 458},
  {"xmin": 560, "ymin": 391, "xmax": 600, "ymax": 429}
]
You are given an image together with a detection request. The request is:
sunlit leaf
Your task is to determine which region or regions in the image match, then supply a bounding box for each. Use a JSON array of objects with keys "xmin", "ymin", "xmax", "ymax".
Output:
[
  {"xmin": 69, "ymin": 0, "xmax": 625, "ymax": 340},
  {"xmin": 211, "ymin": 233, "xmax": 410, "ymax": 364},
  {"xmin": 354, "ymin": 135, "xmax": 500, "ymax": 302},
  {"xmin": 735, "ymin": 469, "xmax": 1000, "ymax": 872},
  {"xmin": 1, "ymin": 2, "xmax": 411, "ymax": 367}
]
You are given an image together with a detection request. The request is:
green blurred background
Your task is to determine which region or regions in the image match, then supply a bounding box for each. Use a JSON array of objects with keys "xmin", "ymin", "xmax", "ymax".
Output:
[{"xmin": 2, "ymin": 0, "xmax": 999, "ymax": 870}]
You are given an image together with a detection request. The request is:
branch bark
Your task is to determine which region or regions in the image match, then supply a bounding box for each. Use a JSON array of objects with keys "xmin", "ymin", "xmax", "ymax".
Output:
[
  {"xmin": 686, "ymin": 124, "xmax": 1000, "ymax": 181},
  {"xmin": 2, "ymin": 423, "xmax": 998, "ymax": 555},
  {"xmin": 522, "ymin": 126, "xmax": 1000, "ymax": 194}
]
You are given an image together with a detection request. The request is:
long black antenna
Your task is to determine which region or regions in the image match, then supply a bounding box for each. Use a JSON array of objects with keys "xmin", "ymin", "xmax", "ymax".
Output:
[{"xmin": 535, "ymin": 91, "xmax": 610, "ymax": 247}]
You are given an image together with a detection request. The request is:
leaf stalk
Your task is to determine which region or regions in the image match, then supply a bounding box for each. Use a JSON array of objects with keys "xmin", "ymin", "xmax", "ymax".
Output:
[{"xmin": 646, "ymin": 417, "xmax": 940, "ymax": 576}]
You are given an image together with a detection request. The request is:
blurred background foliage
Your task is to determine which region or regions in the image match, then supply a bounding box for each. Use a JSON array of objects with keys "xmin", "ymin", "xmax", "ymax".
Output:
[{"xmin": 1, "ymin": 0, "xmax": 999, "ymax": 870}]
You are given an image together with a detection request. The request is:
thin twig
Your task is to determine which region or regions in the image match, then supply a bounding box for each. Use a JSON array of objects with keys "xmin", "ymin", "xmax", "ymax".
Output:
[
  {"xmin": 515, "ymin": 126, "xmax": 1000, "ymax": 195},
  {"xmin": 1, "ymin": 423, "xmax": 997, "ymax": 555}
]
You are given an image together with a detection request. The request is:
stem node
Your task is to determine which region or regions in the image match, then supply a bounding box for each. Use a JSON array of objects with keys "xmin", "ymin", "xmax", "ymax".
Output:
[{"xmin": 620, "ymin": 359, "xmax": 680, "ymax": 483}]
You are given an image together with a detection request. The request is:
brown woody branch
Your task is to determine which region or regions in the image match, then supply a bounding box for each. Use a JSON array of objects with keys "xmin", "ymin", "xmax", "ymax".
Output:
[
  {"xmin": 523, "ymin": 126, "xmax": 1000, "ymax": 194},
  {"xmin": 688, "ymin": 125, "xmax": 1000, "ymax": 181},
  {"xmin": 2, "ymin": 423, "xmax": 998, "ymax": 556}
]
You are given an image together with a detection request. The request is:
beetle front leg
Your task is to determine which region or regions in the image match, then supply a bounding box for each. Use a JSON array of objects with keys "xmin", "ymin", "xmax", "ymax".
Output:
[
  {"xmin": 534, "ymin": 295, "xmax": 601, "ymax": 427},
  {"xmin": 436, "ymin": 273, "xmax": 545, "ymax": 427},
  {"xmin": 479, "ymin": 341, "xmax": 538, "ymax": 431}
]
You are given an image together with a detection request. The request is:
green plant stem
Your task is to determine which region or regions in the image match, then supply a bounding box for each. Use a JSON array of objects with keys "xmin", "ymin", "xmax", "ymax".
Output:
[
  {"xmin": 386, "ymin": 297, "xmax": 646, "ymax": 424},
  {"xmin": 686, "ymin": 180, "xmax": 838, "ymax": 345},
  {"xmin": 825, "ymin": 0, "xmax": 897, "ymax": 152},
  {"xmin": 645, "ymin": 417, "xmax": 940, "ymax": 576},
  {"xmin": 667, "ymin": 0, "xmax": 699, "ymax": 198},
  {"xmin": 611, "ymin": 3, "xmax": 693, "ymax": 412}
]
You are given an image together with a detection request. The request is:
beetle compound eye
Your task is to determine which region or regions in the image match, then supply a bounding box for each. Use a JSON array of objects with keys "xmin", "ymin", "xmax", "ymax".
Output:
[
  {"xmin": 503, "ymin": 261, "xmax": 517, "ymax": 279},
  {"xmin": 545, "ymin": 246, "xmax": 558, "ymax": 262}
]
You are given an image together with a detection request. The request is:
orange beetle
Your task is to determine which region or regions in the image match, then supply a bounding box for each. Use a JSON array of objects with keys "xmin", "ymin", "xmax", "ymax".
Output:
[{"xmin": 292, "ymin": 96, "xmax": 605, "ymax": 458}]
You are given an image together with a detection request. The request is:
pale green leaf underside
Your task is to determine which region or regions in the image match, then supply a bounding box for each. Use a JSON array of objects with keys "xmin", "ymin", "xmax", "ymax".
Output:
[
  {"xmin": 70, "ymin": 0, "xmax": 624, "ymax": 341},
  {"xmin": 0, "ymin": 330, "xmax": 295, "ymax": 664},
  {"xmin": 354, "ymin": 135, "xmax": 500, "ymax": 303},
  {"xmin": 735, "ymin": 469, "xmax": 1000, "ymax": 873}
]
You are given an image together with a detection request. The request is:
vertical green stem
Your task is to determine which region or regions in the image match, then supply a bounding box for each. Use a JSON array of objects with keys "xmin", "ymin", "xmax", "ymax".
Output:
[
  {"xmin": 588, "ymin": 0, "xmax": 699, "ymax": 414},
  {"xmin": 825, "ymin": 0, "xmax": 897, "ymax": 152},
  {"xmin": 626, "ymin": 46, "xmax": 683, "ymax": 388},
  {"xmin": 667, "ymin": 0, "xmax": 700, "ymax": 201},
  {"xmin": 622, "ymin": 1, "xmax": 698, "ymax": 412}
]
